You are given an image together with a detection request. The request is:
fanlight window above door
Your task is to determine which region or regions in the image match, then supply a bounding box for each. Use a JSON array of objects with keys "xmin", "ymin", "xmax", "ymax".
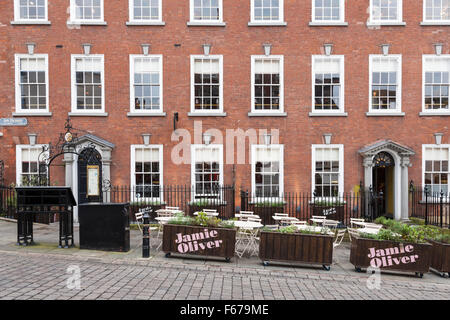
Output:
[{"xmin": 373, "ymin": 152, "xmax": 395, "ymax": 168}]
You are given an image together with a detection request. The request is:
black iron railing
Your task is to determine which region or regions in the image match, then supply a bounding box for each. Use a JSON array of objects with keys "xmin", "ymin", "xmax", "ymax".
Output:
[
  {"xmin": 0, "ymin": 185, "xmax": 16, "ymax": 220},
  {"xmin": 409, "ymin": 183, "xmax": 450, "ymax": 229}
]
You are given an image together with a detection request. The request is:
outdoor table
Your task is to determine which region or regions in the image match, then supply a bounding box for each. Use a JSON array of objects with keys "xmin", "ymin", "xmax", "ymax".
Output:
[
  {"xmin": 309, "ymin": 218, "xmax": 326, "ymax": 225},
  {"xmin": 272, "ymin": 216, "xmax": 299, "ymax": 222},
  {"xmin": 351, "ymin": 220, "xmax": 368, "ymax": 227},
  {"xmin": 357, "ymin": 227, "xmax": 381, "ymax": 235},
  {"xmin": 155, "ymin": 216, "xmax": 174, "ymax": 224},
  {"xmin": 234, "ymin": 214, "xmax": 261, "ymax": 219},
  {"xmin": 155, "ymin": 209, "xmax": 183, "ymax": 215},
  {"xmin": 294, "ymin": 225, "xmax": 335, "ymax": 236},
  {"xmin": 193, "ymin": 211, "xmax": 219, "ymax": 217},
  {"xmin": 233, "ymin": 220, "xmax": 264, "ymax": 229}
]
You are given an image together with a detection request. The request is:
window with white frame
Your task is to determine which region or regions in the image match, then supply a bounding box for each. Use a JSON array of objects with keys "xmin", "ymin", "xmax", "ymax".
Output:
[
  {"xmin": 251, "ymin": 0, "xmax": 283, "ymax": 23},
  {"xmin": 369, "ymin": 0, "xmax": 403, "ymax": 23},
  {"xmin": 16, "ymin": 145, "xmax": 48, "ymax": 186},
  {"xmin": 190, "ymin": 0, "xmax": 222, "ymax": 22},
  {"xmin": 130, "ymin": 55, "xmax": 163, "ymax": 113},
  {"xmin": 423, "ymin": 145, "xmax": 449, "ymax": 194},
  {"xmin": 252, "ymin": 145, "xmax": 284, "ymax": 198},
  {"xmin": 191, "ymin": 145, "xmax": 223, "ymax": 197},
  {"xmin": 71, "ymin": 55, "xmax": 104, "ymax": 113},
  {"xmin": 191, "ymin": 56, "xmax": 223, "ymax": 113},
  {"xmin": 251, "ymin": 56, "xmax": 284, "ymax": 113},
  {"xmin": 423, "ymin": 55, "xmax": 450, "ymax": 112},
  {"xmin": 312, "ymin": 55, "xmax": 344, "ymax": 113},
  {"xmin": 312, "ymin": 145, "xmax": 343, "ymax": 197},
  {"xmin": 312, "ymin": 0, "xmax": 345, "ymax": 23},
  {"xmin": 70, "ymin": 0, "xmax": 104, "ymax": 22},
  {"xmin": 15, "ymin": 54, "xmax": 49, "ymax": 113},
  {"xmin": 131, "ymin": 145, "xmax": 163, "ymax": 199},
  {"xmin": 129, "ymin": 0, "xmax": 162, "ymax": 22},
  {"xmin": 369, "ymin": 55, "xmax": 402, "ymax": 112},
  {"xmin": 423, "ymin": 0, "xmax": 450, "ymax": 22},
  {"xmin": 14, "ymin": 0, "xmax": 47, "ymax": 22}
]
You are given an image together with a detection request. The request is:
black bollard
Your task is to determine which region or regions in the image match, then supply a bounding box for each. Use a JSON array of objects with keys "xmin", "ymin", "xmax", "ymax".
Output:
[{"xmin": 142, "ymin": 211, "xmax": 150, "ymax": 258}]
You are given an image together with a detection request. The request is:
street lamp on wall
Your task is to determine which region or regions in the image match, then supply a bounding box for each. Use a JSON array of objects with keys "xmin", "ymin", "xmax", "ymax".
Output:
[
  {"xmin": 28, "ymin": 133, "xmax": 37, "ymax": 145},
  {"xmin": 26, "ymin": 42, "xmax": 36, "ymax": 55},
  {"xmin": 324, "ymin": 43, "xmax": 333, "ymax": 56},
  {"xmin": 263, "ymin": 133, "xmax": 272, "ymax": 145},
  {"xmin": 380, "ymin": 44, "xmax": 390, "ymax": 56},
  {"xmin": 323, "ymin": 133, "xmax": 332, "ymax": 145},
  {"xmin": 262, "ymin": 43, "xmax": 272, "ymax": 56},
  {"xmin": 434, "ymin": 133, "xmax": 444, "ymax": 145},
  {"xmin": 434, "ymin": 43, "xmax": 443, "ymax": 56},
  {"xmin": 82, "ymin": 43, "xmax": 92, "ymax": 55},
  {"xmin": 203, "ymin": 133, "xmax": 212, "ymax": 145},
  {"xmin": 141, "ymin": 44, "xmax": 150, "ymax": 56},
  {"xmin": 202, "ymin": 44, "xmax": 212, "ymax": 56},
  {"xmin": 141, "ymin": 133, "xmax": 151, "ymax": 146}
]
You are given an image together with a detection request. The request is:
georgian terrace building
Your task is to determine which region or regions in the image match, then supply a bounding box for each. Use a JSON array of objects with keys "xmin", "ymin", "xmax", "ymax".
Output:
[{"xmin": 0, "ymin": 0, "xmax": 449, "ymax": 222}]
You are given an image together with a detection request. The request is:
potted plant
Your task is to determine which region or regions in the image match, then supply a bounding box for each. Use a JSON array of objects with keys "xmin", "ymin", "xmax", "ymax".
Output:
[
  {"xmin": 162, "ymin": 212, "xmax": 236, "ymax": 261},
  {"xmin": 251, "ymin": 201, "xmax": 285, "ymax": 225},
  {"xmin": 259, "ymin": 225, "xmax": 334, "ymax": 270},
  {"xmin": 310, "ymin": 199, "xmax": 345, "ymax": 222},
  {"xmin": 350, "ymin": 218, "xmax": 432, "ymax": 278}
]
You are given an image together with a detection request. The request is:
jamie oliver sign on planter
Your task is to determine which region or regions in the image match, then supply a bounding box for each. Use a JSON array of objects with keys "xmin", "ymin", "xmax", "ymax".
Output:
[{"xmin": 162, "ymin": 224, "xmax": 236, "ymax": 261}]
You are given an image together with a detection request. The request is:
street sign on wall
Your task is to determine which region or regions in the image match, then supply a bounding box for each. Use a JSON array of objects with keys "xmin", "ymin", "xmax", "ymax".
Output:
[{"xmin": 0, "ymin": 118, "xmax": 28, "ymax": 126}]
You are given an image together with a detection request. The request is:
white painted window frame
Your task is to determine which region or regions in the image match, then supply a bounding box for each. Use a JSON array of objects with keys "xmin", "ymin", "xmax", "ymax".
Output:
[
  {"xmin": 311, "ymin": 0, "xmax": 345, "ymax": 24},
  {"xmin": 129, "ymin": 54, "xmax": 164, "ymax": 115},
  {"xmin": 70, "ymin": 54, "xmax": 105, "ymax": 114},
  {"xmin": 250, "ymin": 0, "xmax": 284, "ymax": 24},
  {"xmin": 190, "ymin": 144, "xmax": 224, "ymax": 197},
  {"xmin": 13, "ymin": 0, "xmax": 48, "ymax": 23},
  {"xmin": 189, "ymin": 0, "xmax": 223, "ymax": 23},
  {"xmin": 250, "ymin": 55, "xmax": 284, "ymax": 114},
  {"xmin": 368, "ymin": 54, "xmax": 403, "ymax": 115},
  {"xmin": 421, "ymin": 54, "xmax": 450, "ymax": 115},
  {"xmin": 422, "ymin": 0, "xmax": 450, "ymax": 24},
  {"xmin": 130, "ymin": 144, "xmax": 164, "ymax": 202},
  {"xmin": 368, "ymin": 0, "xmax": 404, "ymax": 25},
  {"xmin": 15, "ymin": 144, "xmax": 49, "ymax": 186},
  {"xmin": 69, "ymin": 0, "xmax": 105, "ymax": 24},
  {"xmin": 128, "ymin": 0, "xmax": 163, "ymax": 23},
  {"xmin": 311, "ymin": 144, "xmax": 344, "ymax": 198},
  {"xmin": 14, "ymin": 54, "xmax": 50, "ymax": 115},
  {"xmin": 190, "ymin": 55, "xmax": 224, "ymax": 114},
  {"xmin": 251, "ymin": 144, "xmax": 284, "ymax": 201},
  {"xmin": 422, "ymin": 144, "xmax": 450, "ymax": 199},
  {"xmin": 311, "ymin": 55, "xmax": 346, "ymax": 115}
]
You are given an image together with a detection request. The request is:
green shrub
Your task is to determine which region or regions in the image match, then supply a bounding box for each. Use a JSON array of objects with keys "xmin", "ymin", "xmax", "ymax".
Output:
[{"xmin": 167, "ymin": 211, "xmax": 234, "ymax": 229}]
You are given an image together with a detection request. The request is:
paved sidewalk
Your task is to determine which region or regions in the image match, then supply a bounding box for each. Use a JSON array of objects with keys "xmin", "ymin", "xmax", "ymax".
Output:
[{"xmin": 0, "ymin": 220, "xmax": 449, "ymax": 300}]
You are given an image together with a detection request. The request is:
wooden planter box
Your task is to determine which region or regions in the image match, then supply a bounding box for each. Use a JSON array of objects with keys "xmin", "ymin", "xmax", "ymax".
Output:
[
  {"xmin": 429, "ymin": 239, "xmax": 450, "ymax": 277},
  {"xmin": 350, "ymin": 236, "xmax": 432, "ymax": 277},
  {"xmin": 310, "ymin": 204, "xmax": 345, "ymax": 222},
  {"xmin": 259, "ymin": 231, "xmax": 334, "ymax": 269},
  {"xmin": 162, "ymin": 224, "xmax": 236, "ymax": 261}
]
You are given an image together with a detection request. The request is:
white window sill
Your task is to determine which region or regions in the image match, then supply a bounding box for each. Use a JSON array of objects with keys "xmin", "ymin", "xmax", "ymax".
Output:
[
  {"xmin": 11, "ymin": 21, "xmax": 51, "ymax": 25},
  {"xmin": 309, "ymin": 112, "xmax": 348, "ymax": 117},
  {"xmin": 309, "ymin": 21, "xmax": 348, "ymax": 27},
  {"xmin": 420, "ymin": 21, "xmax": 450, "ymax": 26},
  {"xmin": 12, "ymin": 112, "xmax": 52, "ymax": 117},
  {"xmin": 127, "ymin": 112, "xmax": 166, "ymax": 117},
  {"xmin": 248, "ymin": 22, "xmax": 287, "ymax": 27},
  {"xmin": 67, "ymin": 21, "xmax": 107, "ymax": 26},
  {"xmin": 419, "ymin": 112, "xmax": 450, "ymax": 117},
  {"xmin": 68, "ymin": 112, "xmax": 108, "ymax": 117},
  {"xmin": 366, "ymin": 21, "xmax": 406, "ymax": 27},
  {"xmin": 187, "ymin": 21, "xmax": 226, "ymax": 27},
  {"xmin": 366, "ymin": 112, "xmax": 405, "ymax": 117},
  {"xmin": 126, "ymin": 21, "xmax": 166, "ymax": 26},
  {"xmin": 248, "ymin": 112, "xmax": 287, "ymax": 117},
  {"xmin": 188, "ymin": 112, "xmax": 227, "ymax": 117}
]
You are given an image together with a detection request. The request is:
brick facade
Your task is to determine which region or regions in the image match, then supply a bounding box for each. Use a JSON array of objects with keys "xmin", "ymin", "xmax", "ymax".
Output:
[{"xmin": 0, "ymin": 0, "xmax": 449, "ymax": 197}]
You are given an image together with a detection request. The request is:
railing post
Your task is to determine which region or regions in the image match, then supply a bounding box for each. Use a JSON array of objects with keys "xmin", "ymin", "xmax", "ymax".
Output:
[
  {"xmin": 142, "ymin": 211, "xmax": 150, "ymax": 258},
  {"xmin": 440, "ymin": 190, "xmax": 444, "ymax": 229},
  {"xmin": 424, "ymin": 186, "xmax": 429, "ymax": 226}
]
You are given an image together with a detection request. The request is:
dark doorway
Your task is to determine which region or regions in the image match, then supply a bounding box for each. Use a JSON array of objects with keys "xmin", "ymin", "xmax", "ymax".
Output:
[
  {"xmin": 78, "ymin": 147, "xmax": 103, "ymax": 204},
  {"xmin": 372, "ymin": 152, "xmax": 395, "ymax": 218}
]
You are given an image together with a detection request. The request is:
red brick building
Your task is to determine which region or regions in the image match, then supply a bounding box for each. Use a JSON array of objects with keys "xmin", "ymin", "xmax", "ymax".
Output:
[{"xmin": 0, "ymin": 0, "xmax": 449, "ymax": 221}]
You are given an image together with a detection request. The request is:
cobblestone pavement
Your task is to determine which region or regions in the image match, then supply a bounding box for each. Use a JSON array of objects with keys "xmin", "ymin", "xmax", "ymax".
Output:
[{"xmin": 0, "ymin": 220, "xmax": 449, "ymax": 300}]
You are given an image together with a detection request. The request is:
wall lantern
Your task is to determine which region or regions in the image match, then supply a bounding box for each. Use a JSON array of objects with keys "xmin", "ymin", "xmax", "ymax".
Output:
[
  {"xmin": 202, "ymin": 44, "xmax": 212, "ymax": 56},
  {"xmin": 434, "ymin": 43, "xmax": 443, "ymax": 56},
  {"xmin": 82, "ymin": 43, "xmax": 92, "ymax": 55},
  {"xmin": 203, "ymin": 133, "xmax": 212, "ymax": 145},
  {"xmin": 26, "ymin": 42, "xmax": 36, "ymax": 55},
  {"xmin": 380, "ymin": 44, "xmax": 390, "ymax": 56},
  {"xmin": 262, "ymin": 43, "xmax": 272, "ymax": 56},
  {"xmin": 141, "ymin": 133, "xmax": 152, "ymax": 146},
  {"xmin": 434, "ymin": 133, "xmax": 444, "ymax": 145},
  {"xmin": 28, "ymin": 133, "xmax": 37, "ymax": 145},
  {"xmin": 141, "ymin": 44, "xmax": 150, "ymax": 56},
  {"xmin": 323, "ymin": 133, "xmax": 333, "ymax": 145},
  {"xmin": 324, "ymin": 43, "xmax": 333, "ymax": 56},
  {"xmin": 263, "ymin": 133, "xmax": 272, "ymax": 145}
]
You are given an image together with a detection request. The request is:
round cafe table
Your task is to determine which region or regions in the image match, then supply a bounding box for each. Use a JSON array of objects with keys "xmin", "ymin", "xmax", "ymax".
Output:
[{"xmin": 233, "ymin": 220, "xmax": 264, "ymax": 229}]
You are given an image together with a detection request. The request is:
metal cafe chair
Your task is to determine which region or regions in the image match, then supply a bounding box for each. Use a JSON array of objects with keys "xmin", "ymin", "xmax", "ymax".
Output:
[
  {"xmin": 333, "ymin": 229, "xmax": 347, "ymax": 248},
  {"xmin": 350, "ymin": 218, "xmax": 366, "ymax": 228},
  {"xmin": 135, "ymin": 210, "xmax": 159, "ymax": 249},
  {"xmin": 347, "ymin": 227, "xmax": 360, "ymax": 242}
]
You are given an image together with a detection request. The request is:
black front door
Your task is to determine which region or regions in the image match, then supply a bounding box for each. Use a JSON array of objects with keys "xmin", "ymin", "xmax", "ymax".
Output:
[
  {"xmin": 371, "ymin": 152, "xmax": 395, "ymax": 218},
  {"xmin": 78, "ymin": 147, "xmax": 103, "ymax": 204}
]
